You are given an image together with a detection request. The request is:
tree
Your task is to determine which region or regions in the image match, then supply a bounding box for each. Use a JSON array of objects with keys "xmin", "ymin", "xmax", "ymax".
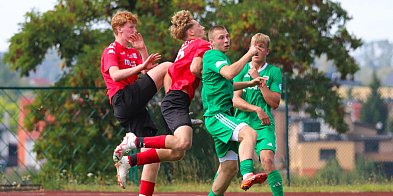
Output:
[
  {"xmin": 360, "ymin": 71, "xmax": 388, "ymax": 134},
  {"xmin": 3, "ymin": 0, "xmax": 361, "ymax": 182}
]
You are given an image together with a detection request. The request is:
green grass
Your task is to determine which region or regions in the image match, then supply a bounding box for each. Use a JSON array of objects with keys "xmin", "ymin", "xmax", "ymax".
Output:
[{"xmin": 60, "ymin": 182, "xmax": 393, "ymax": 193}]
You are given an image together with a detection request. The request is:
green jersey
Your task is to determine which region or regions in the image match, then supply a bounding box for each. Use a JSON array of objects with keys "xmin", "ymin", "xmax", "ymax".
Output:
[
  {"xmin": 233, "ymin": 62, "xmax": 282, "ymax": 130},
  {"xmin": 202, "ymin": 49, "xmax": 233, "ymax": 117}
]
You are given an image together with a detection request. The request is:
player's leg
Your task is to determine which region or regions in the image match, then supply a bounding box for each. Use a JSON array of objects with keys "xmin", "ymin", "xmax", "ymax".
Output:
[
  {"xmin": 259, "ymin": 149, "xmax": 283, "ymax": 196},
  {"xmin": 146, "ymin": 61, "xmax": 172, "ymax": 91},
  {"xmin": 237, "ymin": 125, "xmax": 268, "ymax": 190},
  {"xmin": 127, "ymin": 90, "xmax": 193, "ymax": 152},
  {"xmin": 205, "ymin": 115, "xmax": 239, "ymax": 196},
  {"xmin": 205, "ymin": 113, "xmax": 267, "ymax": 191},
  {"xmin": 257, "ymin": 127, "xmax": 283, "ymax": 196},
  {"xmin": 159, "ymin": 90, "xmax": 193, "ymax": 151},
  {"xmin": 209, "ymin": 152, "xmax": 239, "ymax": 196},
  {"xmin": 139, "ymin": 148, "xmax": 160, "ymax": 196}
]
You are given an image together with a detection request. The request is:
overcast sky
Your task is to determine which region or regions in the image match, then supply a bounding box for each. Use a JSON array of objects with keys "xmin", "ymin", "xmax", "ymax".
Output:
[{"xmin": 0, "ymin": 0, "xmax": 393, "ymax": 52}]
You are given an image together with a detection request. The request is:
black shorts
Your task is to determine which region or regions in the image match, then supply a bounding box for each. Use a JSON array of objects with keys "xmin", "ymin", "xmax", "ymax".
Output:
[
  {"xmin": 161, "ymin": 90, "xmax": 192, "ymax": 134},
  {"xmin": 112, "ymin": 74, "xmax": 158, "ymax": 137}
]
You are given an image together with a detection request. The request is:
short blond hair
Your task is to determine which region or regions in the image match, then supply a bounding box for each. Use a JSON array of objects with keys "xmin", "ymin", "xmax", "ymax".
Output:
[
  {"xmin": 111, "ymin": 10, "xmax": 138, "ymax": 35},
  {"xmin": 251, "ymin": 33, "xmax": 270, "ymax": 48},
  {"xmin": 208, "ymin": 25, "xmax": 227, "ymax": 40},
  {"xmin": 170, "ymin": 10, "xmax": 194, "ymax": 41}
]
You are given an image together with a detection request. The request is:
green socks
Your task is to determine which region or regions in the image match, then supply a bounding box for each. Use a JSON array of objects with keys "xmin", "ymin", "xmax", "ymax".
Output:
[
  {"xmin": 208, "ymin": 191, "xmax": 224, "ymax": 196},
  {"xmin": 268, "ymin": 170, "xmax": 284, "ymax": 196},
  {"xmin": 239, "ymin": 159, "xmax": 254, "ymax": 176}
]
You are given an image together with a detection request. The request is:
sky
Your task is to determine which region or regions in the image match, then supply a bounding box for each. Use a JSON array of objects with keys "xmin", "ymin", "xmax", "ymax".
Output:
[{"xmin": 0, "ymin": 0, "xmax": 393, "ymax": 52}]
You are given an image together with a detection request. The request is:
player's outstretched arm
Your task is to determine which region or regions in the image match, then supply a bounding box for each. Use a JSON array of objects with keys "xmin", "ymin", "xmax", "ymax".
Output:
[
  {"xmin": 220, "ymin": 45, "xmax": 262, "ymax": 80},
  {"xmin": 233, "ymin": 77, "xmax": 263, "ymax": 91}
]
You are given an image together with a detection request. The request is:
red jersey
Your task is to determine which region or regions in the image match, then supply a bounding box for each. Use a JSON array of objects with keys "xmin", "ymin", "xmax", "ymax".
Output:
[
  {"xmin": 168, "ymin": 38, "xmax": 211, "ymax": 100},
  {"xmin": 101, "ymin": 41, "xmax": 143, "ymax": 103}
]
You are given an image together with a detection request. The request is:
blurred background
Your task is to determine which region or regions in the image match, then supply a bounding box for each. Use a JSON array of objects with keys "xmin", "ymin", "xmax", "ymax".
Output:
[{"xmin": 0, "ymin": 0, "xmax": 392, "ymax": 191}]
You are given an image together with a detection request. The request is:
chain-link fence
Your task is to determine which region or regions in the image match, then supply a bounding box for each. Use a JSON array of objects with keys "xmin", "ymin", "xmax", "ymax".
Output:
[
  {"xmin": 1, "ymin": 85, "xmax": 392, "ymax": 190},
  {"xmin": 0, "ymin": 86, "xmax": 217, "ymax": 190}
]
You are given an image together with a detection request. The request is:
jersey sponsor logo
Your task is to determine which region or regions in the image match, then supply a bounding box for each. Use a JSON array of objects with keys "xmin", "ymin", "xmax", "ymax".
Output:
[
  {"xmin": 267, "ymin": 142, "xmax": 273, "ymax": 147},
  {"xmin": 107, "ymin": 49, "xmax": 115, "ymax": 54},
  {"xmin": 246, "ymin": 86, "xmax": 259, "ymax": 90},
  {"xmin": 124, "ymin": 59, "xmax": 136, "ymax": 67},
  {"xmin": 132, "ymin": 53, "xmax": 138, "ymax": 58},
  {"xmin": 215, "ymin": 60, "xmax": 228, "ymax": 68}
]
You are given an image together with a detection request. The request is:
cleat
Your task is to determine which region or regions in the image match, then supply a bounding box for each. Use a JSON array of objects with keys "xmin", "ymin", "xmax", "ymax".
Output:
[
  {"xmin": 191, "ymin": 118, "xmax": 204, "ymax": 125},
  {"xmin": 240, "ymin": 172, "xmax": 268, "ymax": 191},
  {"xmin": 113, "ymin": 132, "xmax": 137, "ymax": 163},
  {"xmin": 115, "ymin": 156, "xmax": 131, "ymax": 189}
]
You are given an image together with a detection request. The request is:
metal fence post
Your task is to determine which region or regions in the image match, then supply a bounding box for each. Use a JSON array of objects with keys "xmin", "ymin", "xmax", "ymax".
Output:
[{"xmin": 284, "ymin": 72, "xmax": 290, "ymax": 186}]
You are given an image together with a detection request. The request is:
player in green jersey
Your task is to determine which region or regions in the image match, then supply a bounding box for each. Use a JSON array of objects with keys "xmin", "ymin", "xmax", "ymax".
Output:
[
  {"xmin": 233, "ymin": 33, "xmax": 284, "ymax": 196},
  {"xmin": 202, "ymin": 25, "xmax": 267, "ymax": 196}
]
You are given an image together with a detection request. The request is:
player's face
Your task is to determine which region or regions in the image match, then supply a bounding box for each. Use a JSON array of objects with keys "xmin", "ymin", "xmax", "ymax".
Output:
[
  {"xmin": 118, "ymin": 22, "xmax": 137, "ymax": 40},
  {"xmin": 189, "ymin": 20, "xmax": 206, "ymax": 39},
  {"xmin": 252, "ymin": 42, "xmax": 269, "ymax": 63},
  {"xmin": 211, "ymin": 29, "xmax": 230, "ymax": 53}
]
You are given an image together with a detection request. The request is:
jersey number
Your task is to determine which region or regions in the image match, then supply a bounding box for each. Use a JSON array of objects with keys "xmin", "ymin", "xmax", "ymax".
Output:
[{"xmin": 175, "ymin": 50, "xmax": 185, "ymax": 62}]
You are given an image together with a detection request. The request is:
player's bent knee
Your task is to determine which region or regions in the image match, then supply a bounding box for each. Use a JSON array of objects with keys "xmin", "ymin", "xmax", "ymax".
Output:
[
  {"xmin": 160, "ymin": 61, "xmax": 172, "ymax": 71},
  {"xmin": 176, "ymin": 140, "xmax": 192, "ymax": 151}
]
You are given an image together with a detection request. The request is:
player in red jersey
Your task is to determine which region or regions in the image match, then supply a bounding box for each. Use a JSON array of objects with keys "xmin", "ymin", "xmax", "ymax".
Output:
[
  {"xmin": 101, "ymin": 10, "xmax": 172, "ymax": 195},
  {"xmin": 113, "ymin": 10, "xmax": 211, "ymax": 191}
]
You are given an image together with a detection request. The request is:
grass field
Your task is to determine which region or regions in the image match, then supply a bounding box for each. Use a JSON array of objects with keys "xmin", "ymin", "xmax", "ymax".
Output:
[{"xmin": 60, "ymin": 182, "xmax": 393, "ymax": 193}]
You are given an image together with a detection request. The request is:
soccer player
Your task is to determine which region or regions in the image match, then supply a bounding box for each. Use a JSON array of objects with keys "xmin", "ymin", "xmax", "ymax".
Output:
[
  {"xmin": 112, "ymin": 10, "xmax": 212, "ymax": 191},
  {"xmin": 201, "ymin": 25, "xmax": 267, "ymax": 196},
  {"xmin": 100, "ymin": 10, "xmax": 171, "ymax": 195},
  {"xmin": 233, "ymin": 33, "xmax": 284, "ymax": 196}
]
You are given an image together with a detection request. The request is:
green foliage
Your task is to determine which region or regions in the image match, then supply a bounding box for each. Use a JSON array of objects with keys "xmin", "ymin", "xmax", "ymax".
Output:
[
  {"xmin": 360, "ymin": 71, "xmax": 389, "ymax": 133},
  {"xmin": 2, "ymin": 0, "xmax": 364, "ymax": 184},
  {"xmin": 315, "ymin": 158, "xmax": 349, "ymax": 185}
]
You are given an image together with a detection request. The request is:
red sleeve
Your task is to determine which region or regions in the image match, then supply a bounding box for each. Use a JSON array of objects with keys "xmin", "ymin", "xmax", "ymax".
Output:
[
  {"xmin": 194, "ymin": 40, "xmax": 212, "ymax": 58},
  {"xmin": 102, "ymin": 49, "xmax": 119, "ymax": 72}
]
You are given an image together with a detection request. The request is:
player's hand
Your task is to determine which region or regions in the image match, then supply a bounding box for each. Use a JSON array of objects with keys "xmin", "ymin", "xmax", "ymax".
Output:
[
  {"xmin": 255, "ymin": 107, "xmax": 270, "ymax": 125},
  {"xmin": 143, "ymin": 53, "xmax": 161, "ymax": 70},
  {"xmin": 248, "ymin": 45, "xmax": 263, "ymax": 56},
  {"xmin": 250, "ymin": 77, "xmax": 264, "ymax": 86},
  {"xmin": 129, "ymin": 33, "xmax": 146, "ymax": 50}
]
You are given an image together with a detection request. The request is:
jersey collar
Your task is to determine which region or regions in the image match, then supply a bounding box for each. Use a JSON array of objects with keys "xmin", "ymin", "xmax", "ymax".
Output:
[{"xmin": 249, "ymin": 62, "xmax": 268, "ymax": 72}]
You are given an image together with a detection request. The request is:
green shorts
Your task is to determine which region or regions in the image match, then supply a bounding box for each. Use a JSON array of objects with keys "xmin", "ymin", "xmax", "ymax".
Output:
[
  {"xmin": 205, "ymin": 112, "xmax": 247, "ymax": 158},
  {"xmin": 252, "ymin": 124, "xmax": 276, "ymax": 156}
]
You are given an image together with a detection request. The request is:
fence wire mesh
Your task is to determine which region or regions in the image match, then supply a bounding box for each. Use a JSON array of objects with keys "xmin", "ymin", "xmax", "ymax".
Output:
[{"xmin": 0, "ymin": 85, "xmax": 392, "ymax": 190}]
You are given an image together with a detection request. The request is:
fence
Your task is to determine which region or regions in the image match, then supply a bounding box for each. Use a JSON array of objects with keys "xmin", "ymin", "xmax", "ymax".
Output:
[{"xmin": 0, "ymin": 85, "xmax": 392, "ymax": 190}]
